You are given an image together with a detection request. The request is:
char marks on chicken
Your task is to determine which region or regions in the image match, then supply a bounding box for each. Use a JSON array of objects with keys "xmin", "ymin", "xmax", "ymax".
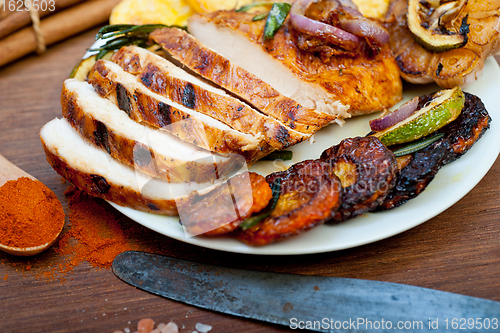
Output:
[
  {"xmin": 62, "ymin": 79, "xmax": 238, "ymax": 183},
  {"xmin": 149, "ymin": 27, "xmax": 337, "ymax": 133},
  {"xmin": 88, "ymin": 60, "xmax": 272, "ymax": 163},
  {"xmin": 41, "ymin": 118, "xmax": 220, "ymax": 215},
  {"xmin": 109, "ymin": 45, "xmax": 310, "ymax": 150}
]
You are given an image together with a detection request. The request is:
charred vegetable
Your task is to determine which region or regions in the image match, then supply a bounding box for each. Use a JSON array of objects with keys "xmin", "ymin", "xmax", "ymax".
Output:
[
  {"xmin": 377, "ymin": 138, "xmax": 450, "ymax": 210},
  {"xmin": 237, "ymin": 160, "xmax": 342, "ymax": 246},
  {"xmin": 408, "ymin": 0, "xmax": 470, "ymax": 52},
  {"xmin": 433, "ymin": 91, "xmax": 491, "ymax": 164},
  {"xmin": 320, "ymin": 136, "xmax": 397, "ymax": 223},
  {"xmin": 378, "ymin": 91, "xmax": 491, "ymax": 210},
  {"xmin": 383, "ymin": 0, "xmax": 500, "ymax": 88},
  {"xmin": 372, "ymin": 86, "xmax": 464, "ymax": 146},
  {"xmin": 70, "ymin": 52, "xmax": 113, "ymax": 81},
  {"xmin": 290, "ymin": 0, "xmax": 389, "ymax": 59},
  {"xmin": 178, "ymin": 172, "xmax": 272, "ymax": 236}
]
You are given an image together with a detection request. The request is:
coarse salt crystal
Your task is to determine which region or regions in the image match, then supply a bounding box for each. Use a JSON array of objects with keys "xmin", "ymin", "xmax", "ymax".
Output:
[
  {"xmin": 195, "ymin": 323, "xmax": 212, "ymax": 333},
  {"xmin": 161, "ymin": 322, "xmax": 179, "ymax": 333}
]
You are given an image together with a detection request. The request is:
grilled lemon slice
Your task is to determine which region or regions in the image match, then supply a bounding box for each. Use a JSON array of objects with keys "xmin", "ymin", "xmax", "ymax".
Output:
[{"xmin": 110, "ymin": 0, "xmax": 194, "ymax": 26}]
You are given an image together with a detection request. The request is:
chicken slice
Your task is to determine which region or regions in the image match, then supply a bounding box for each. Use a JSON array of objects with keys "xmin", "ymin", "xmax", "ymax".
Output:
[
  {"xmin": 186, "ymin": 11, "xmax": 403, "ymax": 116},
  {"xmin": 40, "ymin": 118, "xmax": 220, "ymax": 215},
  {"xmin": 110, "ymin": 45, "xmax": 309, "ymax": 149},
  {"xmin": 87, "ymin": 60, "xmax": 272, "ymax": 163},
  {"xmin": 61, "ymin": 79, "xmax": 240, "ymax": 183},
  {"xmin": 149, "ymin": 27, "xmax": 335, "ymax": 133}
]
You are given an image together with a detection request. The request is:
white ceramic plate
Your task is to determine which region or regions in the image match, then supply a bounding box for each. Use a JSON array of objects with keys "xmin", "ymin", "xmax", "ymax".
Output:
[{"xmin": 110, "ymin": 57, "xmax": 500, "ymax": 255}]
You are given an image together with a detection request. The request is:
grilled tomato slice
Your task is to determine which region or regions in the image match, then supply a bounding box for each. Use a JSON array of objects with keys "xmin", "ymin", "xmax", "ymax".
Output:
[
  {"xmin": 237, "ymin": 160, "xmax": 342, "ymax": 246},
  {"xmin": 320, "ymin": 136, "xmax": 397, "ymax": 222},
  {"xmin": 178, "ymin": 172, "xmax": 272, "ymax": 236}
]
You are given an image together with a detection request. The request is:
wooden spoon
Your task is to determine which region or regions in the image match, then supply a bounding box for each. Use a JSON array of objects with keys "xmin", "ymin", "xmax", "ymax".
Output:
[{"xmin": 0, "ymin": 154, "xmax": 64, "ymax": 256}]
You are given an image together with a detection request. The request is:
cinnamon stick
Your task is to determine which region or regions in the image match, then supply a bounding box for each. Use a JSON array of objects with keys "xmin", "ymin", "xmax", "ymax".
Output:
[
  {"xmin": 0, "ymin": 0, "xmax": 121, "ymax": 68},
  {"xmin": 0, "ymin": 0, "xmax": 87, "ymax": 39}
]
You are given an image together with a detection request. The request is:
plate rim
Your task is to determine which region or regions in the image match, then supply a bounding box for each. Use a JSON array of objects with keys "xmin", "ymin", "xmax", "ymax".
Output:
[{"xmin": 109, "ymin": 57, "xmax": 500, "ymax": 256}]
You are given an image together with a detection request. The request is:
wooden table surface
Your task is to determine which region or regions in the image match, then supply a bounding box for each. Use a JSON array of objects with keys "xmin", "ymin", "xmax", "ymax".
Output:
[{"xmin": 1, "ymin": 29, "xmax": 500, "ymax": 333}]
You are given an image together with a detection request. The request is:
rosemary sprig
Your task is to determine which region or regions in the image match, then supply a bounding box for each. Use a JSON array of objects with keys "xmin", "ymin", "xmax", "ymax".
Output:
[
  {"xmin": 392, "ymin": 133, "xmax": 445, "ymax": 157},
  {"xmin": 240, "ymin": 178, "xmax": 281, "ymax": 230},
  {"xmin": 261, "ymin": 150, "xmax": 293, "ymax": 160},
  {"xmin": 236, "ymin": 1, "xmax": 274, "ymax": 12},
  {"xmin": 90, "ymin": 24, "xmax": 185, "ymax": 55}
]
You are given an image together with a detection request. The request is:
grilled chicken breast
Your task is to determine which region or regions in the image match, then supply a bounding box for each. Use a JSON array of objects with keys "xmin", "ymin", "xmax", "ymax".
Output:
[
  {"xmin": 62, "ymin": 79, "xmax": 239, "ymax": 183},
  {"xmin": 41, "ymin": 118, "xmax": 220, "ymax": 215},
  {"xmin": 88, "ymin": 60, "xmax": 273, "ymax": 163},
  {"xmin": 110, "ymin": 45, "xmax": 310, "ymax": 149},
  {"xmin": 187, "ymin": 11, "xmax": 403, "ymax": 116},
  {"xmin": 150, "ymin": 27, "xmax": 336, "ymax": 132}
]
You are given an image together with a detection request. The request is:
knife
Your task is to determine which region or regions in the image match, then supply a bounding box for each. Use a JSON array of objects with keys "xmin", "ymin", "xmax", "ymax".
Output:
[{"xmin": 112, "ymin": 251, "xmax": 500, "ymax": 332}]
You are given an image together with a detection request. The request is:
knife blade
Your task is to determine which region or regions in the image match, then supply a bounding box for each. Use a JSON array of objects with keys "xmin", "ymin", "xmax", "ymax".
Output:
[{"xmin": 112, "ymin": 251, "xmax": 500, "ymax": 332}]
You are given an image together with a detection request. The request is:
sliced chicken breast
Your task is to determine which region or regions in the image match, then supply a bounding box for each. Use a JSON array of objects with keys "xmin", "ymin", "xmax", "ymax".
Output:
[
  {"xmin": 61, "ymin": 79, "xmax": 240, "ymax": 183},
  {"xmin": 109, "ymin": 46, "xmax": 310, "ymax": 149},
  {"xmin": 186, "ymin": 11, "xmax": 403, "ymax": 116},
  {"xmin": 87, "ymin": 60, "xmax": 272, "ymax": 162},
  {"xmin": 149, "ymin": 27, "xmax": 335, "ymax": 132},
  {"xmin": 40, "ymin": 118, "xmax": 220, "ymax": 215}
]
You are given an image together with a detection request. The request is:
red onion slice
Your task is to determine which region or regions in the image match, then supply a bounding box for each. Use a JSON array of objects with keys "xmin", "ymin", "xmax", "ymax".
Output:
[
  {"xmin": 369, "ymin": 97, "xmax": 419, "ymax": 132},
  {"xmin": 290, "ymin": 13, "xmax": 360, "ymax": 44},
  {"xmin": 290, "ymin": 0, "xmax": 360, "ymax": 47},
  {"xmin": 339, "ymin": 7, "xmax": 390, "ymax": 46}
]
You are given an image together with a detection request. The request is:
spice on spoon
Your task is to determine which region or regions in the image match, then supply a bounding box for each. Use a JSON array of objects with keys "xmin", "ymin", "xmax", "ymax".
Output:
[
  {"xmin": 0, "ymin": 153, "xmax": 65, "ymax": 256},
  {"xmin": 0, "ymin": 177, "xmax": 65, "ymax": 253}
]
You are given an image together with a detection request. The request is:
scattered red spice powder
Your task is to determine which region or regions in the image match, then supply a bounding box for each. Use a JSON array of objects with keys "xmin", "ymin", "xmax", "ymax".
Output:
[
  {"xmin": 51, "ymin": 186, "xmax": 138, "ymax": 270},
  {"xmin": 51, "ymin": 185, "xmax": 168, "ymax": 273},
  {"xmin": 1, "ymin": 184, "xmax": 170, "ymax": 281}
]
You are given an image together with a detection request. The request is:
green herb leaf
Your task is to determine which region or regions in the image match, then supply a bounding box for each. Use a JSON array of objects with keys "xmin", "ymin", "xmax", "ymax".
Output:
[
  {"xmin": 92, "ymin": 24, "xmax": 187, "ymax": 55},
  {"xmin": 392, "ymin": 133, "xmax": 445, "ymax": 157},
  {"xmin": 95, "ymin": 49, "xmax": 109, "ymax": 60},
  {"xmin": 240, "ymin": 178, "xmax": 281, "ymax": 230},
  {"xmin": 236, "ymin": 1, "xmax": 274, "ymax": 12},
  {"xmin": 95, "ymin": 24, "xmax": 135, "ymax": 40},
  {"xmin": 69, "ymin": 62, "xmax": 80, "ymax": 79},
  {"xmin": 261, "ymin": 150, "xmax": 293, "ymax": 160},
  {"xmin": 252, "ymin": 12, "xmax": 269, "ymax": 21},
  {"xmin": 263, "ymin": 2, "xmax": 291, "ymax": 40}
]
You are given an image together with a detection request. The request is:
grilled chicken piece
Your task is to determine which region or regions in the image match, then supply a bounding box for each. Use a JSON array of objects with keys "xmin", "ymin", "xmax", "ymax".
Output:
[
  {"xmin": 61, "ymin": 79, "xmax": 239, "ymax": 183},
  {"xmin": 149, "ymin": 27, "xmax": 335, "ymax": 133},
  {"xmin": 88, "ymin": 60, "xmax": 272, "ymax": 163},
  {"xmin": 40, "ymin": 118, "xmax": 219, "ymax": 215},
  {"xmin": 110, "ymin": 46, "xmax": 309, "ymax": 149},
  {"xmin": 186, "ymin": 11, "xmax": 403, "ymax": 116}
]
